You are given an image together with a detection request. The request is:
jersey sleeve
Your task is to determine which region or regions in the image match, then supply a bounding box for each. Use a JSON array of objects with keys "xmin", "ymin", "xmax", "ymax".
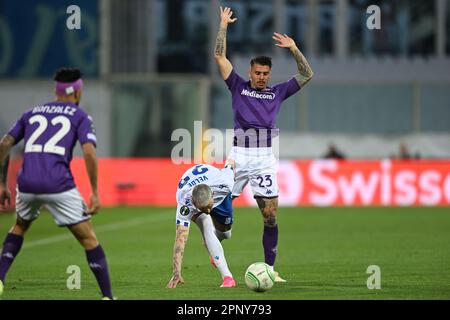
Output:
[
  {"xmin": 7, "ymin": 114, "xmax": 26, "ymax": 144},
  {"xmin": 175, "ymin": 203, "xmax": 195, "ymax": 228},
  {"xmin": 77, "ymin": 114, "xmax": 97, "ymax": 147},
  {"xmin": 276, "ymin": 77, "xmax": 301, "ymax": 101},
  {"xmin": 225, "ymin": 69, "xmax": 246, "ymax": 92}
]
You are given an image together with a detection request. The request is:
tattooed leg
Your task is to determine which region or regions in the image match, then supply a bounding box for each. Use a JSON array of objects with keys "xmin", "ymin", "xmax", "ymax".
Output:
[{"xmin": 256, "ymin": 197, "xmax": 279, "ymax": 266}]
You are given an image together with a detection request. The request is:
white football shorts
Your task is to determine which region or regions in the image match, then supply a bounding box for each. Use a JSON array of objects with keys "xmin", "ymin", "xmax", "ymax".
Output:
[
  {"xmin": 15, "ymin": 188, "xmax": 90, "ymax": 227},
  {"xmin": 228, "ymin": 146, "xmax": 279, "ymax": 198}
]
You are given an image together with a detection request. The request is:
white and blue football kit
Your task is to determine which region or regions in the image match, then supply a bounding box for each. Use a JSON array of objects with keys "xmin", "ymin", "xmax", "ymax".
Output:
[{"xmin": 176, "ymin": 164, "xmax": 234, "ymax": 228}]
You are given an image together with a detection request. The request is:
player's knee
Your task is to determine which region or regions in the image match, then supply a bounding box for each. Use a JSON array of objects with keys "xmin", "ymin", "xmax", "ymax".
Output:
[
  {"xmin": 215, "ymin": 229, "xmax": 232, "ymax": 241},
  {"xmin": 11, "ymin": 218, "xmax": 31, "ymax": 235},
  {"xmin": 81, "ymin": 236, "xmax": 99, "ymax": 250},
  {"xmin": 221, "ymin": 229, "xmax": 232, "ymax": 239},
  {"xmin": 257, "ymin": 198, "xmax": 278, "ymax": 219},
  {"xmin": 77, "ymin": 231, "xmax": 99, "ymax": 250},
  {"xmin": 263, "ymin": 214, "xmax": 277, "ymax": 227},
  {"xmin": 261, "ymin": 205, "xmax": 277, "ymax": 225}
]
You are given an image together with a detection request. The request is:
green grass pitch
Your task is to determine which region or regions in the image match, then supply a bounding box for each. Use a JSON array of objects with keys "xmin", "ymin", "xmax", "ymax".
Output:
[{"xmin": 0, "ymin": 206, "xmax": 449, "ymax": 300}]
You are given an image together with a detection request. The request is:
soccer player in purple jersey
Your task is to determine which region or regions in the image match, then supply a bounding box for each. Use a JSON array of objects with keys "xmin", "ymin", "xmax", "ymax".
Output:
[
  {"xmin": 214, "ymin": 7, "xmax": 314, "ymax": 282},
  {"xmin": 0, "ymin": 68, "xmax": 114, "ymax": 300}
]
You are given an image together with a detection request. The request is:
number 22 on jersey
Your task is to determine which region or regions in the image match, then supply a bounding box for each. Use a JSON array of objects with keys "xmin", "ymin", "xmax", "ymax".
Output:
[{"xmin": 24, "ymin": 115, "xmax": 71, "ymax": 156}]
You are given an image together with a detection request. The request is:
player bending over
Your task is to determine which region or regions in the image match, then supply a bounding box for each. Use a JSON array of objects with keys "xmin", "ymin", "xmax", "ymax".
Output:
[
  {"xmin": 0, "ymin": 68, "xmax": 114, "ymax": 300},
  {"xmin": 167, "ymin": 162, "xmax": 237, "ymax": 288}
]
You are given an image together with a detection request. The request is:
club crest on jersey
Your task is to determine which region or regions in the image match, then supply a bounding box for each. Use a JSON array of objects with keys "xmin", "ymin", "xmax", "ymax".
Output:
[{"xmin": 180, "ymin": 205, "xmax": 190, "ymax": 216}]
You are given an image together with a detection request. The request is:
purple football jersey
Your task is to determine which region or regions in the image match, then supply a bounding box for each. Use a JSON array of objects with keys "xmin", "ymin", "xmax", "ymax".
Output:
[
  {"xmin": 8, "ymin": 101, "xmax": 97, "ymax": 194},
  {"xmin": 225, "ymin": 69, "xmax": 300, "ymax": 147}
]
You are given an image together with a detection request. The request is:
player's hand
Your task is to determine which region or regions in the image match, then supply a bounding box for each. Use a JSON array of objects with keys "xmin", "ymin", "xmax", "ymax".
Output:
[
  {"xmin": 167, "ymin": 274, "xmax": 185, "ymax": 288},
  {"xmin": 273, "ymin": 32, "xmax": 296, "ymax": 49},
  {"xmin": 225, "ymin": 158, "xmax": 236, "ymax": 169},
  {"xmin": 0, "ymin": 185, "xmax": 11, "ymax": 213},
  {"xmin": 224, "ymin": 159, "xmax": 236, "ymax": 174},
  {"xmin": 220, "ymin": 6, "xmax": 237, "ymax": 25},
  {"xmin": 85, "ymin": 193, "xmax": 101, "ymax": 215}
]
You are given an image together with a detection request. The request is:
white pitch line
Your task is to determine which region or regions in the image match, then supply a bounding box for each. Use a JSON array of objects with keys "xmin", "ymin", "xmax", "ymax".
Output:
[{"xmin": 22, "ymin": 214, "xmax": 167, "ymax": 249}]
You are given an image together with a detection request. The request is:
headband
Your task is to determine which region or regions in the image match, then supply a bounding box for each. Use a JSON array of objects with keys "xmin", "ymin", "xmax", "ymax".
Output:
[{"xmin": 55, "ymin": 78, "xmax": 83, "ymax": 96}]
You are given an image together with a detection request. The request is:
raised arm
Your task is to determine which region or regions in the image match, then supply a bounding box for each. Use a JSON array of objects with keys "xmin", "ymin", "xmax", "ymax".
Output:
[
  {"xmin": 0, "ymin": 135, "xmax": 14, "ymax": 211},
  {"xmin": 214, "ymin": 6, "xmax": 237, "ymax": 80},
  {"xmin": 167, "ymin": 224, "xmax": 190, "ymax": 288},
  {"xmin": 81, "ymin": 142, "xmax": 100, "ymax": 215},
  {"xmin": 272, "ymin": 32, "xmax": 314, "ymax": 87}
]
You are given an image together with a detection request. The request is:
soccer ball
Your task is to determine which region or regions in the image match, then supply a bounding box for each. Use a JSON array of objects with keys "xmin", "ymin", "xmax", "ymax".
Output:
[{"xmin": 245, "ymin": 262, "xmax": 275, "ymax": 292}]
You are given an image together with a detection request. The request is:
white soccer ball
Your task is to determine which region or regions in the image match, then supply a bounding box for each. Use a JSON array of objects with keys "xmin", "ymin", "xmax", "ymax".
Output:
[{"xmin": 245, "ymin": 262, "xmax": 275, "ymax": 292}]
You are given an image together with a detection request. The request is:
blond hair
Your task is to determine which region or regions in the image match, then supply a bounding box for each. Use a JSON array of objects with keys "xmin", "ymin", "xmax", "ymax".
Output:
[{"xmin": 192, "ymin": 184, "xmax": 213, "ymax": 209}]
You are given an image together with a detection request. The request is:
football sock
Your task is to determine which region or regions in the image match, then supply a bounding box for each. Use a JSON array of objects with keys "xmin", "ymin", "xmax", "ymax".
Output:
[
  {"xmin": 214, "ymin": 229, "xmax": 232, "ymax": 242},
  {"xmin": 263, "ymin": 225, "xmax": 278, "ymax": 267},
  {"xmin": 0, "ymin": 233, "xmax": 24, "ymax": 283},
  {"xmin": 196, "ymin": 215, "xmax": 233, "ymax": 279},
  {"xmin": 86, "ymin": 245, "xmax": 113, "ymax": 299}
]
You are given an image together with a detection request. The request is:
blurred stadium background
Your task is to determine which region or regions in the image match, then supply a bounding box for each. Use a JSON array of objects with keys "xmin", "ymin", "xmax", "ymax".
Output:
[
  {"xmin": 1, "ymin": 0, "xmax": 450, "ymax": 208},
  {"xmin": 1, "ymin": 0, "xmax": 450, "ymax": 301}
]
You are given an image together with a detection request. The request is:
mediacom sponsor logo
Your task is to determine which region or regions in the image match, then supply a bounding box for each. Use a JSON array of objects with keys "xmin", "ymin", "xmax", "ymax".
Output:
[{"xmin": 240, "ymin": 89, "xmax": 275, "ymax": 100}]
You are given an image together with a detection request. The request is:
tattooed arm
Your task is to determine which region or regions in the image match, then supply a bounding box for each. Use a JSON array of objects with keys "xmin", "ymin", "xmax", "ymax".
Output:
[
  {"xmin": 272, "ymin": 32, "xmax": 314, "ymax": 87},
  {"xmin": 214, "ymin": 6, "xmax": 237, "ymax": 80},
  {"xmin": 167, "ymin": 224, "xmax": 190, "ymax": 288},
  {"xmin": 0, "ymin": 135, "xmax": 14, "ymax": 211}
]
